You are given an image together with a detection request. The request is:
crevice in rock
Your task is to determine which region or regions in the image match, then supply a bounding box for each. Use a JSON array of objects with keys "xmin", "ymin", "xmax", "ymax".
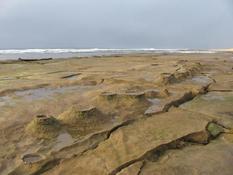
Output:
[
  {"xmin": 72, "ymin": 119, "xmax": 137, "ymax": 158},
  {"xmin": 209, "ymin": 89, "xmax": 233, "ymax": 92},
  {"xmin": 109, "ymin": 122, "xmax": 224, "ymax": 175},
  {"xmin": 25, "ymin": 86, "xmax": 211, "ymax": 174},
  {"xmin": 163, "ymin": 84, "xmax": 210, "ymax": 112},
  {"xmin": 61, "ymin": 73, "xmax": 81, "ymax": 79},
  {"xmin": 163, "ymin": 92, "xmax": 195, "ymax": 112},
  {"xmin": 137, "ymin": 161, "xmax": 146, "ymax": 175},
  {"xmin": 10, "ymin": 80, "xmax": 214, "ymax": 175},
  {"xmin": 32, "ymin": 158, "xmax": 61, "ymax": 175},
  {"xmin": 11, "ymin": 119, "xmax": 138, "ymax": 175},
  {"xmin": 180, "ymin": 108, "xmax": 232, "ymax": 130}
]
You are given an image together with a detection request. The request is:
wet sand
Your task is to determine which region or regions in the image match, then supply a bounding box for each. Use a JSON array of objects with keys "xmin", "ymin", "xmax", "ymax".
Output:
[{"xmin": 0, "ymin": 52, "xmax": 233, "ymax": 175}]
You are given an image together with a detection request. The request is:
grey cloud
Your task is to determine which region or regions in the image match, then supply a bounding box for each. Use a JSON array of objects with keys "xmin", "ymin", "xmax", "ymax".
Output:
[{"xmin": 0, "ymin": 0, "xmax": 233, "ymax": 49}]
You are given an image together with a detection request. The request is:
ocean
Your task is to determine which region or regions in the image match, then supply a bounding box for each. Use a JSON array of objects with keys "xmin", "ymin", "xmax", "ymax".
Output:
[{"xmin": 0, "ymin": 48, "xmax": 216, "ymax": 60}]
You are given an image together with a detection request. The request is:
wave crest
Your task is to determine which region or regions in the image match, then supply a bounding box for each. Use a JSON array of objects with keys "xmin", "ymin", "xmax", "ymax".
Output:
[{"xmin": 0, "ymin": 48, "xmax": 216, "ymax": 54}]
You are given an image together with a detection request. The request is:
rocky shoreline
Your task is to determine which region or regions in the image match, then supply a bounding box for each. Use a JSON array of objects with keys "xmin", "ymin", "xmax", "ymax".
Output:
[{"xmin": 0, "ymin": 52, "xmax": 233, "ymax": 175}]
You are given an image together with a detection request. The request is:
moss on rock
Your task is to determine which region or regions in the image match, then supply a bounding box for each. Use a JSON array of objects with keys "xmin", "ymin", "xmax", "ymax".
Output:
[{"xmin": 207, "ymin": 123, "xmax": 224, "ymax": 138}]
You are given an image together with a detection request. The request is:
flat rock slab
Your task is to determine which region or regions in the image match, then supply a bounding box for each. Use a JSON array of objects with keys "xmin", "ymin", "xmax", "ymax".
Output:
[
  {"xmin": 141, "ymin": 140, "xmax": 233, "ymax": 175},
  {"xmin": 45, "ymin": 108, "xmax": 210, "ymax": 175},
  {"xmin": 181, "ymin": 92, "xmax": 233, "ymax": 128},
  {"xmin": 209, "ymin": 74, "xmax": 233, "ymax": 91}
]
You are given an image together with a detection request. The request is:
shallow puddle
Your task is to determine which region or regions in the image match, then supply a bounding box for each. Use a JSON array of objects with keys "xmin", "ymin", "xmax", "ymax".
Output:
[
  {"xmin": 0, "ymin": 85, "xmax": 95, "ymax": 107},
  {"xmin": 15, "ymin": 86, "xmax": 85, "ymax": 101},
  {"xmin": 201, "ymin": 93, "xmax": 225, "ymax": 101},
  {"xmin": 148, "ymin": 98, "xmax": 161, "ymax": 105},
  {"xmin": 190, "ymin": 76, "xmax": 212, "ymax": 85},
  {"xmin": 145, "ymin": 98, "xmax": 161, "ymax": 115},
  {"xmin": 0, "ymin": 77, "xmax": 16, "ymax": 81},
  {"xmin": 0, "ymin": 96, "xmax": 14, "ymax": 107},
  {"xmin": 22, "ymin": 154, "xmax": 43, "ymax": 164},
  {"xmin": 52, "ymin": 132, "xmax": 74, "ymax": 152}
]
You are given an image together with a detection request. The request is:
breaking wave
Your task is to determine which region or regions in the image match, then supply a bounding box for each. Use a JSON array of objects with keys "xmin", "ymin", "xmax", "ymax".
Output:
[{"xmin": 0, "ymin": 48, "xmax": 216, "ymax": 54}]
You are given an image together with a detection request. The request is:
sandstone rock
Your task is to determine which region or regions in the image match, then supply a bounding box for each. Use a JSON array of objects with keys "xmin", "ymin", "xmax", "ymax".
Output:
[
  {"xmin": 141, "ymin": 140, "xmax": 233, "ymax": 175},
  {"xmin": 25, "ymin": 115, "xmax": 61, "ymax": 139},
  {"xmin": 207, "ymin": 123, "xmax": 224, "ymax": 138},
  {"xmin": 43, "ymin": 109, "xmax": 210, "ymax": 175}
]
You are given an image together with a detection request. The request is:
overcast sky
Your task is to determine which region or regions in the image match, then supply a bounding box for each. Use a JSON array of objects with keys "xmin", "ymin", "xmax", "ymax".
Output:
[{"xmin": 0, "ymin": 0, "xmax": 233, "ymax": 49}]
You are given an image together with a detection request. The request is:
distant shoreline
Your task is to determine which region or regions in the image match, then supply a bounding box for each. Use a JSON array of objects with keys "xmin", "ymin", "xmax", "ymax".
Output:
[{"xmin": 0, "ymin": 48, "xmax": 224, "ymax": 60}]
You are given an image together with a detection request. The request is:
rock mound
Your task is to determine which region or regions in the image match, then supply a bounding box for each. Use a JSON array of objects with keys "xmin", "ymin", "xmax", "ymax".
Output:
[
  {"xmin": 158, "ymin": 63, "xmax": 202, "ymax": 85},
  {"xmin": 58, "ymin": 106, "xmax": 103, "ymax": 126},
  {"xmin": 158, "ymin": 73, "xmax": 177, "ymax": 85},
  {"xmin": 96, "ymin": 91, "xmax": 150, "ymax": 119},
  {"xmin": 25, "ymin": 115, "xmax": 61, "ymax": 139},
  {"xmin": 100, "ymin": 91, "xmax": 146, "ymax": 102}
]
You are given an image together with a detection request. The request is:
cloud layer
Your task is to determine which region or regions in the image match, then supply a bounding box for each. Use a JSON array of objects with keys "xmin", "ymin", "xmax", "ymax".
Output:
[{"xmin": 0, "ymin": 0, "xmax": 233, "ymax": 49}]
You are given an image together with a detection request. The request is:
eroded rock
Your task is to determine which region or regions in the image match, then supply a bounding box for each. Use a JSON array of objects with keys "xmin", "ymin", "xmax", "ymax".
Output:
[
  {"xmin": 43, "ymin": 109, "xmax": 211, "ymax": 175},
  {"xmin": 58, "ymin": 106, "xmax": 101, "ymax": 125},
  {"xmin": 158, "ymin": 63, "xmax": 202, "ymax": 86},
  {"xmin": 21, "ymin": 153, "xmax": 44, "ymax": 164},
  {"xmin": 141, "ymin": 140, "xmax": 233, "ymax": 175},
  {"xmin": 181, "ymin": 92, "xmax": 233, "ymax": 128},
  {"xmin": 25, "ymin": 115, "xmax": 61, "ymax": 139},
  {"xmin": 207, "ymin": 123, "xmax": 224, "ymax": 138}
]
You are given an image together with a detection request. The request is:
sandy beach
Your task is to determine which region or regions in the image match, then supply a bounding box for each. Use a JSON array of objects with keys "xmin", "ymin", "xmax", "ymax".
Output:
[{"xmin": 0, "ymin": 52, "xmax": 233, "ymax": 175}]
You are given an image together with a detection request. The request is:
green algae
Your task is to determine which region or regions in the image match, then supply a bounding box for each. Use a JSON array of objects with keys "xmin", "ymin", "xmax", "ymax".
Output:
[{"xmin": 207, "ymin": 123, "xmax": 224, "ymax": 138}]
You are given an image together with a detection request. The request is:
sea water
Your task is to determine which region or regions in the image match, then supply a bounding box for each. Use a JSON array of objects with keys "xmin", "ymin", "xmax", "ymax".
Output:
[{"xmin": 0, "ymin": 48, "xmax": 216, "ymax": 60}]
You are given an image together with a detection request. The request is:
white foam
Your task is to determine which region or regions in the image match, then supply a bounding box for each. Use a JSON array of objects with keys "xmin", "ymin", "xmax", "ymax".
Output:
[{"xmin": 0, "ymin": 48, "xmax": 216, "ymax": 54}]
